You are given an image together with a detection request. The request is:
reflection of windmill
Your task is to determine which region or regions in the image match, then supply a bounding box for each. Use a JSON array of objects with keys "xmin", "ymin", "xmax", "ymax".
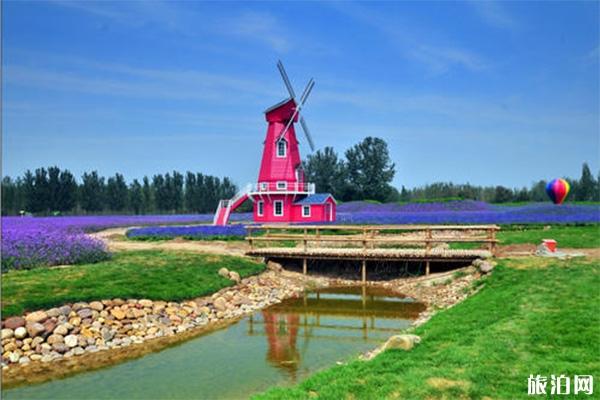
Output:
[{"xmin": 213, "ymin": 61, "xmax": 336, "ymax": 225}]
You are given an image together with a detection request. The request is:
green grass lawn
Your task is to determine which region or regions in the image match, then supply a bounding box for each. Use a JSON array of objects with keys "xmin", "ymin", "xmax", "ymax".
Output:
[
  {"xmin": 497, "ymin": 224, "xmax": 600, "ymax": 248},
  {"xmin": 450, "ymin": 224, "xmax": 600, "ymax": 250},
  {"xmin": 257, "ymin": 257, "xmax": 600, "ymax": 399},
  {"xmin": 1, "ymin": 250, "xmax": 264, "ymax": 317}
]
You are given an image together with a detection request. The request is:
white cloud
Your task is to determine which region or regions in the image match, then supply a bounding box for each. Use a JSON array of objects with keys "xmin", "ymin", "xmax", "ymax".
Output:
[
  {"xmin": 468, "ymin": 1, "xmax": 519, "ymax": 31},
  {"xmin": 218, "ymin": 11, "xmax": 291, "ymax": 53},
  {"xmin": 328, "ymin": 2, "xmax": 487, "ymax": 74}
]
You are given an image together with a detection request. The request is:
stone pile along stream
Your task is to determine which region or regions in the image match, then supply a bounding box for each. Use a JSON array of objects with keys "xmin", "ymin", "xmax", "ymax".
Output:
[{"xmin": 1, "ymin": 268, "xmax": 313, "ymax": 370}]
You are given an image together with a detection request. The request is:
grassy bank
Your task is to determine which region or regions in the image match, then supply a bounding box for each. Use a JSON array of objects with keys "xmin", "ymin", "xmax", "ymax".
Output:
[
  {"xmin": 1, "ymin": 250, "xmax": 264, "ymax": 317},
  {"xmin": 257, "ymin": 257, "xmax": 600, "ymax": 399},
  {"xmin": 498, "ymin": 224, "xmax": 600, "ymax": 248}
]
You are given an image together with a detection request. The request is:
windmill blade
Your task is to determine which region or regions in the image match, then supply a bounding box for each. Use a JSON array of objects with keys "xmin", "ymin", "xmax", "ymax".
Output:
[
  {"xmin": 276, "ymin": 79, "xmax": 315, "ymax": 143},
  {"xmin": 277, "ymin": 60, "xmax": 296, "ymax": 99},
  {"xmin": 299, "ymin": 117, "xmax": 315, "ymax": 151}
]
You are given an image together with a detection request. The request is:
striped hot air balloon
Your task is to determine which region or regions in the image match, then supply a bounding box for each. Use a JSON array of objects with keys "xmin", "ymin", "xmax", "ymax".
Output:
[{"xmin": 546, "ymin": 178, "xmax": 570, "ymax": 204}]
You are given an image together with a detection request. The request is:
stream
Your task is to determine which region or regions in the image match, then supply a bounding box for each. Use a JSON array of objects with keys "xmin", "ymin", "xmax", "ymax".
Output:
[{"xmin": 3, "ymin": 286, "xmax": 425, "ymax": 400}]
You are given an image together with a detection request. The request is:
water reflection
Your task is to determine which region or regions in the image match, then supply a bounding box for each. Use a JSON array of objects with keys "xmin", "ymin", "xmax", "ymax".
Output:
[{"xmin": 248, "ymin": 286, "xmax": 426, "ymax": 379}]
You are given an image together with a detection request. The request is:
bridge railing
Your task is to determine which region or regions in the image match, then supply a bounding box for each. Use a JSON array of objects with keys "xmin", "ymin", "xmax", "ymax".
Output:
[{"xmin": 246, "ymin": 224, "xmax": 500, "ymax": 255}]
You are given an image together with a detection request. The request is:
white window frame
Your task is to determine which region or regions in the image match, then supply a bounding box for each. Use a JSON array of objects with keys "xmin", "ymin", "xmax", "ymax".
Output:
[
  {"xmin": 276, "ymin": 139, "xmax": 287, "ymax": 158},
  {"xmin": 274, "ymin": 200, "xmax": 284, "ymax": 216},
  {"xmin": 257, "ymin": 200, "xmax": 264, "ymax": 216},
  {"xmin": 260, "ymin": 182, "xmax": 268, "ymax": 191},
  {"xmin": 302, "ymin": 205, "xmax": 311, "ymax": 217},
  {"xmin": 276, "ymin": 181, "xmax": 287, "ymax": 190}
]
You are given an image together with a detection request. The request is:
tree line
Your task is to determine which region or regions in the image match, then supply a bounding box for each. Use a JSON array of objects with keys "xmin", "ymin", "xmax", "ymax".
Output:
[
  {"xmin": 1, "ymin": 168, "xmax": 237, "ymax": 216},
  {"xmin": 303, "ymin": 137, "xmax": 599, "ymax": 203},
  {"xmin": 397, "ymin": 163, "xmax": 600, "ymax": 203}
]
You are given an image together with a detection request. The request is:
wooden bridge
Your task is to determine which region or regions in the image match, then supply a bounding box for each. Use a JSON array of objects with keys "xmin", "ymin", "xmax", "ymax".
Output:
[{"xmin": 246, "ymin": 224, "xmax": 499, "ymax": 281}]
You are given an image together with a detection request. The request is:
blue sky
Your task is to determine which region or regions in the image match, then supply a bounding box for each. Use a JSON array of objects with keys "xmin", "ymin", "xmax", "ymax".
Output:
[{"xmin": 3, "ymin": 0, "xmax": 599, "ymax": 189}]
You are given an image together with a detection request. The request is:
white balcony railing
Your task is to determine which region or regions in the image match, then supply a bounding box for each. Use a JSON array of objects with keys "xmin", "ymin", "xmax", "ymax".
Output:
[{"xmin": 250, "ymin": 181, "xmax": 315, "ymax": 194}]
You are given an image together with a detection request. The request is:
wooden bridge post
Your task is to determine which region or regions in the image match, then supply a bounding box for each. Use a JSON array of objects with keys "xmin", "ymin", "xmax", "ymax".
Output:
[
  {"xmin": 303, "ymin": 228, "xmax": 308, "ymax": 252},
  {"xmin": 488, "ymin": 227, "xmax": 497, "ymax": 256},
  {"xmin": 362, "ymin": 259, "xmax": 367, "ymax": 283},
  {"xmin": 248, "ymin": 227, "xmax": 254, "ymax": 250},
  {"xmin": 425, "ymin": 260, "xmax": 430, "ymax": 276},
  {"xmin": 303, "ymin": 258, "xmax": 307, "ymax": 275}
]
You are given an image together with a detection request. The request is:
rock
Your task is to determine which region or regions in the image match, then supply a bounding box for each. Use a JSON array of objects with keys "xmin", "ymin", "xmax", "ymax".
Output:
[
  {"xmin": 40, "ymin": 354, "xmax": 54, "ymax": 363},
  {"xmin": 73, "ymin": 347, "xmax": 85, "ymax": 356},
  {"xmin": 25, "ymin": 311, "xmax": 48, "ymax": 324},
  {"xmin": 54, "ymin": 324, "xmax": 70, "ymax": 336},
  {"xmin": 14, "ymin": 327, "xmax": 27, "ymax": 339},
  {"xmin": 26, "ymin": 323, "xmax": 45, "ymax": 338},
  {"xmin": 382, "ymin": 334, "xmax": 421, "ymax": 351},
  {"xmin": 52, "ymin": 343, "xmax": 69, "ymax": 353},
  {"xmin": 3, "ymin": 317, "xmax": 26, "ymax": 330},
  {"xmin": 72, "ymin": 302, "xmax": 89, "ymax": 311},
  {"xmin": 218, "ymin": 267, "xmax": 230, "ymax": 278},
  {"xmin": 64, "ymin": 334, "xmax": 78, "ymax": 348},
  {"xmin": 89, "ymin": 301, "xmax": 104, "ymax": 311},
  {"xmin": 43, "ymin": 319, "xmax": 57, "ymax": 336},
  {"xmin": 47, "ymin": 334, "xmax": 64, "ymax": 345},
  {"xmin": 267, "ymin": 260, "xmax": 283, "ymax": 272},
  {"xmin": 58, "ymin": 305, "xmax": 72, "ymax": 316},
  {"xmin": 138, "ymin": 299, "xmax": 153, "ymax": 308},
  {"xmin": 471, "ymin": 259, "xmax": 484, "ymax": 267},
  {"xmin": 69, "ymin": 317, "xmax": 81, "ymax": 327},
  {"xmin": 30, "ymin": 354, "xmax": 42, "ymax": 361},
  {"xmin": 31, "ymin": 337, "xmax": 44, "ymax": 348},
  {"xmin": 8, "ymin": 352, "xmax": 20, "ymax": 363},
  {"xmin": 18, "ymin": 356, "xmax": 30, "ymax": 364},
  {"xmin": 479, "ymin": 261, "xmax": 495, "ymax": 274},
  {"xmin": 1, "ymin": 329, "xmax": 14, "ymax": 340},
  {"xmin": 229, "ymin": 271, "xmax": 241, "ymax": 283},
  {"xmin": 46, "ymin": 308, "xmax": 61, "ymax": 318},
  {"xmin": 101, "ymin": 328, "xmax": 115, "ymax": 342},
  {"xmin": 3, "ymin": 342, "xmax": 17, "ymax": 352},
  {"xmin": 213, "ymin": 297, "xmax": 228, "ymax": 312},
  {"xmin": 110, "ymin": 309, "xmax": 126, "ymax": 320},
  {"xmin": 77, "ymin": 308, "xmax": 93, "ymax": 319}
]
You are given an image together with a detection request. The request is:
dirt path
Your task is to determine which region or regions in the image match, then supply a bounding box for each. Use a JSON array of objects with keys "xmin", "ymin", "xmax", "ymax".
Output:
[{"xmin": 91, "ymin": 228, "xmax": 250, "ymax": 257}]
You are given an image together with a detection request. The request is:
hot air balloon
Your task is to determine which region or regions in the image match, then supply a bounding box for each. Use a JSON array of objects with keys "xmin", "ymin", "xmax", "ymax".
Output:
[{"xmin": 546, "ymin": 178, "xmax": 570, "ymax": 204}]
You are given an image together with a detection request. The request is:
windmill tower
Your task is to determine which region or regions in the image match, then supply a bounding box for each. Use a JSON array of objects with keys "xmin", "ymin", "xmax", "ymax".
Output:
[{"xmin": 213, "ymin": 61, "xmax": 336, "ymax": 225}]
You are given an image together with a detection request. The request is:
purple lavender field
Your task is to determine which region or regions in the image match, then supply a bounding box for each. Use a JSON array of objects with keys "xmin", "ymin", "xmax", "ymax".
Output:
[
  {"xmin": 336, "ymin": 201, "xmax": 600, "ymax": 225},
  {"xmin": 1, "ymin": 213, "xmax": 250, "ymax": 271},
  {"xmin": 126, "ymin": 224, "xmax": 247, "ymax": 240}
]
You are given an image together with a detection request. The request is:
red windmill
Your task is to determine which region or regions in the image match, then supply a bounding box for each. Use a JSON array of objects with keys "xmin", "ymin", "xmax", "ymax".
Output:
[{"xmin": 214, "ymin": 61, "xmax": 336, "ymax": 225}]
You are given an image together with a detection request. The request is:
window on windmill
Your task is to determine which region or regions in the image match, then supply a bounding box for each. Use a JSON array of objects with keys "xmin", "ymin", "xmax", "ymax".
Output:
[
  {"xmin": 276, "ymin": 181, "xmax": 287, "ymax": 190},
  {"xmin": 302, "ymin": 205, "xmax": 311, "ymax": 217},
  {"xmin": 257, "ymin": 201, "xmax": 264, "ymax": 216},
  {"xmin": 277, "ymin": 140, "xmax": 286, "ymax": 157},
  {"xmin": 274, "ymin": 200, "xmax": 284, "ymax": 216}
]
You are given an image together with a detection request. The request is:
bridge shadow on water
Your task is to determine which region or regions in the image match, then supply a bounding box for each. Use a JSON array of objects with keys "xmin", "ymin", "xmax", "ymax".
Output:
[{"xmin": 268, "ymin": 257, "xmax": 472, "ymax": 281}]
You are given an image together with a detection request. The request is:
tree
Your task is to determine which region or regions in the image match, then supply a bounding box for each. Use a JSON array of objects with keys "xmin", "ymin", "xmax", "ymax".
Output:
[
  {"xmin": 57, "ymin": 169, "xmax": 77, "ymax": 212},
  {"xmin": 344, "ymin": 137, "xmax": 396, "ymax": 202},
  {"xmin": 152, "ymin": 174, "xmax": 167, "ymax": 211},
  {"xmin": 142, "ymin": 176, "xmax": 153, "ymax": 213},
  {"xmin": 493, "ymin": 186, "xmax": 513, "ymax": 203},
  {"xmin": 303, "ymin": 147, "xmax": 346, "ymax": 199},
  {"xmin": 80, "ymin": 171, "xmax": 105, "ymax": 212},
  {"xmin": 106, "ymin": 173, "xmax": 128, "ymax": 211},
  {"xmin": 129, "ymin": 179, "xmax": 143, "ymax": 214},
  {"xmin": 1, "ymin": 177, "xmax": 16, "ymax": 215},
  {"xmin": 577, "ymin": 162, "xmax": 596, "ymax": 201},
  {"xmin": 184, "ymin": 172, "xmax": 196, "ymax": 212}
]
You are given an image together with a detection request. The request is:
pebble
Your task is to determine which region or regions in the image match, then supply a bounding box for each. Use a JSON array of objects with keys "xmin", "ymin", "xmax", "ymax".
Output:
[
  {"xmin": 3, "ymin": 316, "xmax": 26, "ymax": 330},
  {"xmin": 26, "ymin": 322, "xmax": 46, "ymax": 338},
  {"xmin": 64, "ymin": 335, "xmax": 79, "ymax": 348},
  {"xmin": 1, "ymin": 328, "xmax": 14, "ymax": 340},
  {"xmin": 25, "ymin": 311, "xmax": 48, "ymax": 324}
]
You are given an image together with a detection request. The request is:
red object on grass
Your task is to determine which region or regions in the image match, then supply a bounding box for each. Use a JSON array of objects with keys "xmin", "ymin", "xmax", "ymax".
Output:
[{"xmin": 542, "ymin": 239, "xmax": 557, "ymax": 252}]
